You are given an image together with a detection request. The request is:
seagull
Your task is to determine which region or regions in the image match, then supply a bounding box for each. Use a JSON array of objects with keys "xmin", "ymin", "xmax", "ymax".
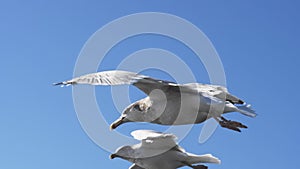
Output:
[
  {"xmin": 54, "ymin": 70, "xmax": 256, "ymax": 132},
  {"xmin": 110, "ymin": 129, "xmax": 221, "ymax": 169}
]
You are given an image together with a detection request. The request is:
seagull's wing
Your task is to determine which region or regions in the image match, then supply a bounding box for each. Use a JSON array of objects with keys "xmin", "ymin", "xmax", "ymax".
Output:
[
  {"xmin": 131, "ymin": 130, "xmax": 168, "ymax": 140},
  {"xmin": 129, "ymin": 164, "xmax": 145, "ymax": 169},
  {"xmin": 185, "ymin": 153, "xmax": 221, "ymax": 164},
  {"xmin": 131, "ymin": 130, "xmax": 183, "ymax": 152},
  {"xmin": 53, "ymin": 70, "xmax": 145, "ymax": 86},
  {"xmin": 207, "ymin": 84, "xmax": 244, "ymax": 104},
  {"xmin": 182, "ymin": 83, "xmax": 244, "ymax": 104},
  {"xmin": 54, "ymin": 70, "xmax": 179, "ymax": 95}
]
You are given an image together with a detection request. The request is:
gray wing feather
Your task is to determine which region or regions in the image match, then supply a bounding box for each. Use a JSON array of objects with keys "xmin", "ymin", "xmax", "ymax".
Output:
[
  {"xmin": 54, "ymin": 70, "xmax": 179, "ymax": 95},
  {"xmin": 129, "ymin": 164, "xmax": 144, "ymax": 169},
  {"xmin": 54, "ymin": 70, "xmax": 146, "ymax": 86},
  {"xmin": 182, "ymin": 83, "xmax": 244, "ymax": 104},
  {"xmin": 131, "ymin": 130, "xmax": 180, "ymax": 151}
]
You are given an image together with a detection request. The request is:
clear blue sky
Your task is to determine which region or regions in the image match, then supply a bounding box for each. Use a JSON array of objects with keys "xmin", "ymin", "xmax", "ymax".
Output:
[{"xmin": 1, "ymin": 0, "xmax": 299, "ymax": 169}]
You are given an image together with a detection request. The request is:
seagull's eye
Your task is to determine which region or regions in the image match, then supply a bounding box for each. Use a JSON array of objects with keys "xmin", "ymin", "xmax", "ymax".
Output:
[{"xmin": 133, "ymin": 104, "xmax": 142, "ymax": 111}]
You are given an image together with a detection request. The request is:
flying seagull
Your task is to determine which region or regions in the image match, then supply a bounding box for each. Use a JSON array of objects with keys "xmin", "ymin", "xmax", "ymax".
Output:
[
  {"xmin": 54, "ymin": 70, "xmax": 256, "ymax": 132},
  {"xmin": 110, "ymin": 129, "xmax": 221, "ymax": 169}
]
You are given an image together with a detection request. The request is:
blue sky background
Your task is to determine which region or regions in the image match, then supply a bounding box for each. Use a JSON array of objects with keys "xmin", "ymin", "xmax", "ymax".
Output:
[{"xmin": 1, "ymin": 0, "xmax": 299, "ymax": 169}]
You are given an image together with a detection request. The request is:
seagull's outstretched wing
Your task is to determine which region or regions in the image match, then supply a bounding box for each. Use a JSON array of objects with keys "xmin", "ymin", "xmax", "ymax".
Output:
[
  {"xmin": 131, "ymin": 130, "xmax": 183, "ymax": 152},
  {"xmin": 53, "ymin": 70, "xmax": 145, "ymax": 86},
  {"xmin": 185, "ymin": 153, "xmax": 221, "ymax": 164},
  {"xmin": 129, "ymin": 164, "xmax": 144, "ymax": 169},
  {"xmin": 182, "ymin": 83, "xmax": 244, "ymax": 104},
  {"xmin": 54, "ymin": 70, "xmax": 179, "ymax": 95}
]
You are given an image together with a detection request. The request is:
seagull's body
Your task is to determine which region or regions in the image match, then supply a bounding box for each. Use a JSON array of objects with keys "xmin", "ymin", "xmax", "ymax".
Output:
[
  {"xmin": 55, "ymin": 70, "xmax": 256, "ymax": 132},
  {"xmin": 110, "ymin": 130, "xmax": 221, "ymax": 169}
]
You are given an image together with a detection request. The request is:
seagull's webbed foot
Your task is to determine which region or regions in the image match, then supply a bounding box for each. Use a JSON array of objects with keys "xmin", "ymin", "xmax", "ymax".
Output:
[
  {"xmin": 216, "ymin": 116, "xmax": 248, "ymax": 132},
  {"xmin": 220, "ymin": 117, "xmax": 247, "ymax": 128},
  {"xmin": 219, "ymin": 121, "xmax": 241, "ymax": 132}
]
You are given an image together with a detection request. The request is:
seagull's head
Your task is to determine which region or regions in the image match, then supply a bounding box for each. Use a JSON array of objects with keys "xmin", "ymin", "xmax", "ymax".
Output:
[
  {"xmin": 110, "ymin": 100, "xmax": 151, "ymax": 130},
  {"xmin": 110, "ymin": 145, "xmax": 135, "ymax": 160}
]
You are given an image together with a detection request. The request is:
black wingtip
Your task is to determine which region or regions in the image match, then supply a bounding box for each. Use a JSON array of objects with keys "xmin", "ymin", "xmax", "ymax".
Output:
[
  {"xmin": 192, "ymin": 164, "xmax": 208, "ymax": 169},
  {"xmin": 53, "ymin": 82, "xmax": 64, "ymax": 86},
  {"xmin": 238, "ymin": 100, "xmax": 245, "ymax": 104}
]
